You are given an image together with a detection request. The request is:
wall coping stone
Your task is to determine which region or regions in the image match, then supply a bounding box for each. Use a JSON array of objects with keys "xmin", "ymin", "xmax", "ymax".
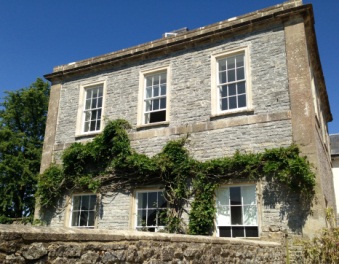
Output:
[{"xmin": 0, "ymin": 224, "xmax": 280, "ymax": 247}]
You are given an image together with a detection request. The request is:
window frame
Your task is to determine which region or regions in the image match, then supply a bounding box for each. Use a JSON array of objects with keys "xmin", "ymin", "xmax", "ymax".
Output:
[
  {"xmin": 76, "ymin": 80, "xmax": 107, "ymax": 137},
  {"xmin": 134, "ymin": 189, "xmax": 167, "ymax": 232},
  {"xmin": 211, "ymin": 47, "xmax": 252, "ymax": 117},
  {"xmin": 137, "ymin": 66, "xmax": 170, "ymax": 127},
  {"xmin": 215, "ymin": 184, "xmax": 259, "ymax": 238},
  {"xmin": 69, "ymin": 194, "xmax": 97, "ymax": 229}
]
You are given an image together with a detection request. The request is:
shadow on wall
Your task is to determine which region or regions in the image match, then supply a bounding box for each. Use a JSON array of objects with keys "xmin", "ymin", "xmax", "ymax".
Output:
[{"xmin": 263, "ymin": 180, "xmax": 313, "ymax": 234}]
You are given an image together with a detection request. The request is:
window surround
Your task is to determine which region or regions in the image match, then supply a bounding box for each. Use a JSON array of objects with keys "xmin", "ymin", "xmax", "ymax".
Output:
[
  {"xmin": 215, "ymin": 183, "xmax": 259, "ymax": 238},
  {"xmin": 75, "ymin": 80, "xmax": 107, "ymax": 137},
  {"xmin": 137, "ymin": 66, "xmax": 170, "ymax": 127},
  {"xmin": 132, "ymin": 189, "xmax": 167, "ymax": 232},
  {"xmin": 211, "ymin": 47, "xmax": 252, "ymax": 117},
  {"xmin": 68, "ymin": 193, "xmax": 97, "ymax": 229}
]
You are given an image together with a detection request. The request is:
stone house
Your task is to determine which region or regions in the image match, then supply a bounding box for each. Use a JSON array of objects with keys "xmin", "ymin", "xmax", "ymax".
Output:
[{"xmin": 38, "ymin": 0, "xmax": 334, "ymax": 241}]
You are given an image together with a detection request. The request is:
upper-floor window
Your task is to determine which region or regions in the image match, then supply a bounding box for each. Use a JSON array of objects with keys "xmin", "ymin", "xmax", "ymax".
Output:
[
  {"xmin": 76, "ymin": 81, "xmax": 106, "ymax": 137},
  {"xmin": 83, "ymin": 85, "xmax": 103, "ymax": 133},
  {"xmin": 70, "ymin": 194, "xmax": 97, "ymax": 228},
  {"xmin": 216, "ymin": 185, "xmax": 258, "ymax": 237},
  {"xmin": 211, "ymin": 48, "xmax": 250, "ymax": 116},
  {"xmin": 144, "ymin": 72, "xmax": 167, "ymax": 124},
  {"xmin": 135, "ymin": 190, "xmax": 167, "ymax": 232},
  {"xmin": 138, "ymin": 67, "xmax": 170, "ymax": 126},
  {"xmin": 217, "ymin": 53, "xmax": 246, "ymax": 111}
]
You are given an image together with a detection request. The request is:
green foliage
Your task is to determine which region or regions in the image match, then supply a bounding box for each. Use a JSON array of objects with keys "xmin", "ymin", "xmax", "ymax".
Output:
[
  {"xmin": 189, "ymin": 171, "xmax": 217, "ymax": 235},
  {"xmin": 37, "ymin": 118, "xmax": 316, "ymax": 235},
  {"xmin": 302, "ymin": 228, "xmax": 339, "ymax": 263},
  {"xmin": 0, "ymin": 78, "xmax": 50, "ymax": 219}
]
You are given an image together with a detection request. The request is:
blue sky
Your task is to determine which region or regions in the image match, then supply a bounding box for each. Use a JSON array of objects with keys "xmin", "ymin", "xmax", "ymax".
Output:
[{"xmin": 1, "ymin": 1, "xmax": 338, "ymax": 133}]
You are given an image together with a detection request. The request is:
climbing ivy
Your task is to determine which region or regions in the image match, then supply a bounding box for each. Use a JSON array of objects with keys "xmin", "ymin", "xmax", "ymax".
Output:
[{"xmin": 37, "ymin": 119, "xmax": 316, "ymax": 235}]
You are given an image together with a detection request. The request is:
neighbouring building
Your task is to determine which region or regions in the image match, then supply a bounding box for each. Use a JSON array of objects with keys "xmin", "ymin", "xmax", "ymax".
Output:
[
  {"xmin": 37, "ymin": 0, "xmax": 334, "ymax": 244},
  {"xmin": 330, "ymin": 134, "xmax": 339, "ymax": 224}
]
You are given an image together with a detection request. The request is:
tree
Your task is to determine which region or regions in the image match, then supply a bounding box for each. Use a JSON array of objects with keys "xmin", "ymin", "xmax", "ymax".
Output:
[{"xmin": 0, "ymin": 78, "xmax": 50, "ymax": 222}]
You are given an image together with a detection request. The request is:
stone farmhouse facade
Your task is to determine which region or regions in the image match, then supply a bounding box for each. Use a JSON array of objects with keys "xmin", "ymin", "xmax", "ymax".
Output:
[{"xmin": 38, "ymin": 0, "xmax": 334, "ymax": 241}]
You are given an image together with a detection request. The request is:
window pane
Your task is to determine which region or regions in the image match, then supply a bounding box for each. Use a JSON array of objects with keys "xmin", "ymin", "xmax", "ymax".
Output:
[
  {"xmin": 88, "ymin": 211, "xmax": 95, "ymax": 226},
  {"xmin": 153, "ymin": 85, "xmax": 159, "ymax": 97},
  {"xmin": 92, "ymin": 110, "xmax": 97, "ymax": 120},
  {"xmin": 230, "ymin": 187, "xmax": 241, "ymax": 205},
  {"xmin": 219, "ymin": 72, "xmax": 227, "ymax": 84},
  {"xmin": 98, "ymin": 88, "xmax": 103, "ymax": 97},
  {"xmin": 245, "ymin": 227, "xmax": 258, "ymax": 237},
  {"xmin": 146, "ymin": 77, "xmax": 152, "ymax": 87},
  {"xmin": 219, "ymin": 226, "xmax": 231, "ymax": 237},
  {"xmin": 148, "ymin": 192, "xmax": 157, "ymax": 208},
  {"xmin": 237, "ymin": 67, "xmax": 244, "ymax": 80},
  {"xmin": 85, "ymin": 99, "xmax": 91, "ymax": 110},
  {"xmin": 149, "ymin": 111, "xmax": 166, "ymax": 123},
  {"xmin": 137, "ymin": 209, "xmax": 146, "ymax": 226},
  {"xmin": 238, "ymin": 82, "xmax": 246, "ymax": 94},
  {"xmin": 236, "ymin": 55, "xmax": 244, "ymax": 67},
  {"xmin": 231, "ymin": 206, "xmax": 242, "ymax": 225},
  {"xmin": 92, "ymin": 98, "xmax": 97, "ymax": 109},
  {"xmin": 229, "ymin": 96, "xmax": 237, "ymax": 109},
  {"xmin": 229, "ymin": 84, "xmax": 236, "ymax": 96},
  {"xmin": 228, "ymin": 69, "xmax": 235, "ymax": 82},
  {"xmin": 86, "ymin": 89, "xmax": 92, "ymax": 99},
  {"xmin": 146, "ymin": 87, "xmax": 152, "ymax": 98},
  {"xmin": 73, "ymin": 196, "xmax": 81, "ymax": 211},
  {"xmin": 96, "ymin": 120, "xmax": 101, "ymax": 131},
  {"xmin": 138, "ymin": 193, "xmax": 147, "ymax": 209},
  {"xmin": 219, "ymin": 60, "xmax": 226, "ymax": 71},
  {"xmin": 92, "ymin": 89, "xmax": 98, "ymax": 98},
  {"xmin": 220, "ymin": 86, "xmax": 227, "ymax": 98},
  {"xmin": 97, "ymin": 97, "xmax": 103, "ymax": 108},
  {"xmin": 153, "ymin": 99, "xmax": 159, "ymax": 110},
  {"xmin": 232, "ymin": 226, "xmax": 245, "ymax": 237},
  {"xmin": 238, "ymin": 95, "xmax": 246, "ymax": 108},
  {"xmin": 216, "ymin": 188, "xmax": 230, "ymax": 226},
  {"xmin": 242, "ymin": 185, "xmax": 256, "ymax": 205},
  {"xmin": 84, "ymin": 121, "xmax": 90, "ymax": 132},
  {"xmin": 81, "ymin": 196, "xmax": 89, "ymax": 210},
  {"xmin": 79, "ymin": 211, "xmax": 88, "ymax": 226},
  {"xmin": 160, "ymin": 84, "xmax": 166, "ymax": 96},
  {"xmin": 145, "ymin": 100, "xmax": 151, "ymax": 112},
  {"xmin": 72, "ymin": 211, "xmax": 80, "ymax": 226},
  {"xmin": 160, "ymin": 73, "xmax": 167, "ymax": 84},
  {"xmin": 97, "ymin": 109, "xmax": 102, "ymax": 120},
  {"xmin": 227, "ymin": 57, "xmax": 235, "ymax": 69},
  {"xmin": 221, "ymin": 98, "xmax": 228, "ymax": 111},
  {"xmin": 89, "ymin": 195, "xmax": 96, "ymax": 210},
  {"xmin": 243, "ymin": 205, "xmax": 257, "ymax": 225},
  {"xmin": 147, "ymin": 209, "xmax": 157, "ymax": 226},
  {"xmin": 160, "ymin": 98, "xmax": 166, "ymax": 109}
]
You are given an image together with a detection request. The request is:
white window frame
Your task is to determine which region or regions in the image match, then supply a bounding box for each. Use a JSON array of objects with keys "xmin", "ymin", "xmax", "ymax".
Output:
[
  {"xmin": 75, "ymin": 80, "xmax": 107, "ymax": 137},
  {"xmin": 137, "ymin": 66, "xmax": 170, "ymax": 126},
  {"xmin": 215, "ymin": 184, "xmax": 258, "ymax": 238},
  {"xmin": 134, "ymin": 190, "xmax": 167, "ymax": 232},
  {"xmin": 69, "ymin": 194, "xmax": 97, "ymax": 228},
  {"xmin": 211, "ymin": 47, "xmax": 251, "ymax": 116}
]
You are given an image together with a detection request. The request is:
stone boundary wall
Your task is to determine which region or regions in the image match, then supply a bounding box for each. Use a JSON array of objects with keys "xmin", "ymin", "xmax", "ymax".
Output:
[{"xmin": 0, "ymin": 225, "xmax": 285, "ymax": 263}]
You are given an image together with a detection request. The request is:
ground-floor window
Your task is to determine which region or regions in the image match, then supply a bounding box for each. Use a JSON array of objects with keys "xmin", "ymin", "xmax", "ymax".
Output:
[
  {"xmin": 216, "ymin": 185, "xmax": 258, "ymax": 237},
  {"xmin": 70, "ymin": 194, "xmax": 96, "ymax": 228},
  {"xmin": 135, "ymin": 190, "xmax": 167, "ymax": 232}
]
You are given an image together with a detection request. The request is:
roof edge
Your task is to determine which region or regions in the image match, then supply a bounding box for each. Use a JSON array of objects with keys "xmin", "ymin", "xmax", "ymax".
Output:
[{"xmin": 45, "ymin": 1, "xmax": 307, "ymax": 81}]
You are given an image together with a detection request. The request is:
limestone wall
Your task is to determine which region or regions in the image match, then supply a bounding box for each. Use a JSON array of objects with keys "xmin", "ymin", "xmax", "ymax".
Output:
[{"xmin": 0, "ymin": 225, "xmax": 285, "ymax": 263}]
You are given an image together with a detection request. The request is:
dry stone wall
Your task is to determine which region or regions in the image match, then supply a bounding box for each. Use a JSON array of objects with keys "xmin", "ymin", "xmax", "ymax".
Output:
[{"xmin": 0, "ymin": 225, "xmax": 285, "ymax": 263}]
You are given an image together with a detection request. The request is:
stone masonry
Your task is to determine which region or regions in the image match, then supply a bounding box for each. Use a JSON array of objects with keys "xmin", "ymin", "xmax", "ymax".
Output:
[{"xmin": 0, "ymin": 225, "xmax": 285, "ymax": 263}]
